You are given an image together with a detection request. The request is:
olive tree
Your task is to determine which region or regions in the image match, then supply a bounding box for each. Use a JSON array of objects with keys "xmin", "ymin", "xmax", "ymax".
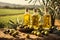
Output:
[{"xmin": 25, "ymin": 0, "xmax": 60, "ymax": 26}]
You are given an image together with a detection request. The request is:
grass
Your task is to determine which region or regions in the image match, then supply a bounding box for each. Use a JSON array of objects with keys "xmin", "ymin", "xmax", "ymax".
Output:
[
  {"xmin": 0, "ymin": 14, "xmax": 23, "ymax": 27},
  {"xmin": 0, "ymin": 8, "xmax": 42, "ymax": 27},
  {"xmin": 0, "ymin": 9, "xmax": 25, "ymax": 15},
  {"xmin": 0, "ymin": 8, "xmax": 33, "ymax": 27},
  {"xmin": 0, "ymin": 8, "xmax": 33, "ymax": 15}
]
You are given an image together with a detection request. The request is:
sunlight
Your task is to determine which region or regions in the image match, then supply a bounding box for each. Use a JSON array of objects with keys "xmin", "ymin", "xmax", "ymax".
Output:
[{"xmin": 0, "ymin": 0, "xmax": 42, "ymax": 5}]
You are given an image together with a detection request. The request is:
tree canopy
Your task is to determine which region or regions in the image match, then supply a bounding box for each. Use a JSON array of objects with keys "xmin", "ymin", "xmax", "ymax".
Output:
[{"xmin": 25, "ymin": 0, "xmax": 60, "ymax": 19}]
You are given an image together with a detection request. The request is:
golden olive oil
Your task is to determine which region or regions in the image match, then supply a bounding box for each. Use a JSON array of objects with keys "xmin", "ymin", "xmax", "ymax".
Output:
[
  {"xmin": 32, "ymin": 8, "xmax": 39, "ymax": 30},
  {"xmin": 23, "ymin": 8, "xmax": 30, "ymax": 26},
  {"xmin": 43, "ymin": 13, "xmax": 51, "ymax": 29}
]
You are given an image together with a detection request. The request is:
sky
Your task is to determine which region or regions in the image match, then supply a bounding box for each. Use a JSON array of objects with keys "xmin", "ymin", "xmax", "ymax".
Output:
[{"xmin": 0, "ymin": 0, "xmax": 42, "ymax": 5}]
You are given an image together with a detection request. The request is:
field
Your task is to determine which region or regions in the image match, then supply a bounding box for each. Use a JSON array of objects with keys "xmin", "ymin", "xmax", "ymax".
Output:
[
  {"xmin": 0, "ymin": 8, "xmax": 33, "ymax": 15},
  {"xmin": 0, "ymin": 8, "xmax": 42, "ymax": 40},
  {"xmin": 0, "ymin": 8, "xmax": 60, "ymax": 27},
  {"xmin": 0, "ymin": 8, "xmax": 33, "ymax": 27},
  {"xmin": 0, "ymin": 8, "xmax": 60, "ymax": 40},
  {"xmin": 0, "ymin": 9, "xmax": 25, "ymax": 15}
]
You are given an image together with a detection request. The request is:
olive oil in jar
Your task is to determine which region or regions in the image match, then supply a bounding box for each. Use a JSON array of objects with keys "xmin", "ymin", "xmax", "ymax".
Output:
[
  {"xmin": 23, "ymin": 8, "xmax": 31, "ymax": 26},
  {"xmin": 43, "ymin": 13, "xmax": 51, "ymax": 29},
  {"xmin": 32, "ymin": 8, "xmax": 39, "ymax": 30}
]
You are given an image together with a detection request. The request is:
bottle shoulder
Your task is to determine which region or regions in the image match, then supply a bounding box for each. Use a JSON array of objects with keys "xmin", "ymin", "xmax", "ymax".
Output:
[
  {"xmin": 44, "ymin": 14, "xmax": 51, "ymax": 17},
  {"xmin": 24, "ymin": 13, "xmax": 31, "ymax": 16}
]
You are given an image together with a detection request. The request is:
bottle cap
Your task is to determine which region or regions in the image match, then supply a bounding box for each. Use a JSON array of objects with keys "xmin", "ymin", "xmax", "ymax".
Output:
[
  {"xmin": 34, "ymin": 8, "xmax": 37, "ymax": 12},
  {"xmin": 26, "ymin": 8, "xmax": 29, "ymax": 12}
]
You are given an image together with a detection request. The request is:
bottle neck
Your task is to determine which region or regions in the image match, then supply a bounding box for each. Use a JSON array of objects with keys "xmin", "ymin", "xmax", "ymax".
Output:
[
  {"xmin": 33, "ymin": 10, "xmax": 38, "ymax": 15},
  {"xmin": 25, "ymin": 11, "xmax": 29, "ymax": 14},
  {"xmin": 25, "ymin": 8, "xmax": 29, "ymax": 14},
  {"xmin": 33, "ymin": 8, "xmax": 37, "ymax": 14},
  {"xmin": 44, "ymin": 11, "xmax": 50, "ymax": 15}
]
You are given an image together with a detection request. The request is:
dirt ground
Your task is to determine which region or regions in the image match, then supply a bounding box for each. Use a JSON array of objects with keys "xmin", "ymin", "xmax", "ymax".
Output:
[
  {"xmin": 0, "ymin": 29, "xmax": 42, "ymax": 40},
  {"xmin": 0, "ymin": 19, "xmax": 60, "ymax": 40},
  {"xmin": 55, "ymin": 19, "xmax": 60, "ymax": 30},
  {"xmin": 0, "ymin": 29, "xmax": 60, "ymax": 40}
]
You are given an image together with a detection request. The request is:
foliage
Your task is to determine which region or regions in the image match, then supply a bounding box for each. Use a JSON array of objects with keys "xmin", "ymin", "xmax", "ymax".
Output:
[
  {"xmin": 8, "ymin": 18, "xmax": 22, "ymax": 29},
  {"xmin": 25, "ymin": 0, "xmax": 60, "ymax": 18},
  {"xmin": 0, "ymin": 23, "xmax": 5, "ymax": 28},
  {"xmin": 25, "ymin": 0, "xmax": 60, "ymax": 26},
  {"xmin": 0, "ymin": 9, "xmax": 24, "ymax": 15}
]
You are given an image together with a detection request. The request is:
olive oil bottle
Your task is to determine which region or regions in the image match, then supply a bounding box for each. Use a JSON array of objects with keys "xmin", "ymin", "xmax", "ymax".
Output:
[
  {"xmin": 43, "ymin": 12, "xmax": 51, "ymax": 29},
  {"xmin": 23, "ymin": 8, "xmax": 30, "ymax": 26},
  {"xmin": 32, "ymin": 8, "xmax": 39, "ymax": 30}
]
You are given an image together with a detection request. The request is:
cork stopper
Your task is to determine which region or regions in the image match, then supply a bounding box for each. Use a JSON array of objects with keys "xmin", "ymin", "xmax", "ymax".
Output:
[
  {"xmin": 34, "ymin": 8, "xmax": 37, "ymax": 12},
  {"xmin": 25, "ymin": 8, "xmax": 29, "ymax": 12}
]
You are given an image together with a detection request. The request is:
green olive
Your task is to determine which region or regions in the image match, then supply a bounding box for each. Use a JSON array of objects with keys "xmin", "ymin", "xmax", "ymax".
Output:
[
  {"xmin": 9, "ymin": 29, "xmax": 15, "ymax": 34},
  {"xmin": 36, "ymin": 31, "xmax": 40, "ymax": 36},
  {"xmin": 9, "ymin": 30, "xmax": 14, "ymax": 35},
  {"xmin": 11, "ymin": 31, "xmax": 16, "ymax": 36},
  {"xmin": 41, "ymin": 31, "xmax": 44, "ymax": 34},
  {"xmin": 34, "ymin": 31, "xmax": 37, "ymax": 35},
  {"xmin": 24, "ymin": 26, "xmax": 27, "ymax": 29},
  {"xmin": 44, "ymin": 31, "xmax": 48, "ymax": 35},
  {"xmin": 4, "ymin": 29, "xmax": 10, "ymax": 34},
  {"xmin": 31, "ymin": 31, "xmax": 34, "ymax": 34}
]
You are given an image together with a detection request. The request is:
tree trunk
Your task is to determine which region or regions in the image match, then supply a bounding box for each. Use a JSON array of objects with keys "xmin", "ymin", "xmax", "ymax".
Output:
[{"xmin": 51, "ymin": 15, "xmax": 55, "ymax": 26}]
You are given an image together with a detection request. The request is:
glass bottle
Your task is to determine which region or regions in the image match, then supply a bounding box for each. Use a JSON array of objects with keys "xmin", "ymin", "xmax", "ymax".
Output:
[
  {"xmin": 23, "ymin": 8, "xmax": 30, "ymax": 26},
  {"xmin": 32, "ymin": 8, "xmax": 39, "ymax": 30},
  {"xmin": 43, "ymin": 12, "xmax": 51, "ymax": 29}
]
